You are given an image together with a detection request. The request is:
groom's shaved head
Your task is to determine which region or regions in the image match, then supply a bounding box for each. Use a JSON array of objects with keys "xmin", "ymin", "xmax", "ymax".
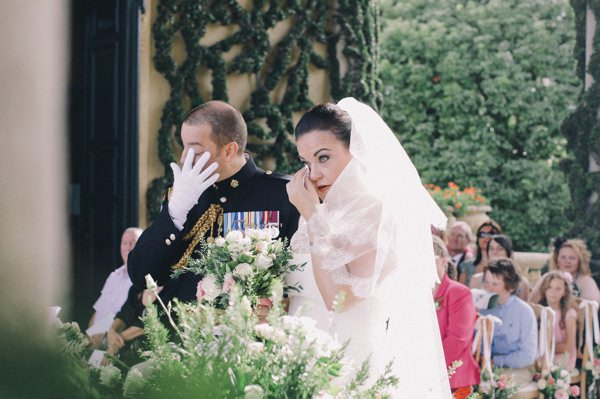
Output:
[{"xmin": 183, "ymin": 101, "xmax": 247, "ymax": 152}]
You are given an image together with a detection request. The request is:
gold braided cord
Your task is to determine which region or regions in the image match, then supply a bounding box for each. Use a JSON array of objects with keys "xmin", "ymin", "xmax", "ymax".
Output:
[{"xmin": 171, "ymin": 204, "xmax": 224, "ymax": 270}]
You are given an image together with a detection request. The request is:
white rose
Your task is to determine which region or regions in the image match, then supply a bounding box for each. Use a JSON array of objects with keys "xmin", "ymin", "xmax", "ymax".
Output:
[
  {"xmin": 234, "ymin": 263, "xmax": 253, "ymax": 279},
  {"xmin": 560, "ymin": 369, "xmax": 569, "ymax": 378},
  {"xmin": 556, "ymin": 378, "xmax": 565, "ymax": 388},
  {"xmin": 201, "ymin": 275, "xmax": 221, "ymax": 301},
  {"xmin": 255, "ymin": 253, "xmax": 273, "ymax": 270},
  {"xmin": 255, "ymin": 240, "xmax": 269, "ymax": 254},
  {"xmin": 537, "ymin": 379, "xmax": 547, "ymax": 390},
  {"xmin": 99, "ymin": 365, "xmax": 121, "ymax": 387},
  {"xmin": 214, "ymin": 237, "xmax": 226, "ymax": 247},
  {"xmin": 254, "ymin": 324, "xmax": 275, "ymax": 340},
  {"xmin": 225, "ymin": 230, "xmax": 244, "ymax": 243},
  {"xmin": 245, "ymin": 228, "xmax": 260, "ymax": 240},
  {"xmin": 244, "ymin": 385, "xmax": 264, "ymax": 399},
  {"xmin": 123, "ymin": 368, "xmax": 145, "ymax": 398},
  {"xmin": 247, "ymin": 341, "xmax": 264, "ymax": 354}
]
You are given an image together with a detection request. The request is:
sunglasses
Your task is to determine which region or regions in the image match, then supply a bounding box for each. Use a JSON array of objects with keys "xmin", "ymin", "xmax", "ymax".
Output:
[{"xmin": 477, "ymin": 231, "xmax": 497, "ymax": 239}]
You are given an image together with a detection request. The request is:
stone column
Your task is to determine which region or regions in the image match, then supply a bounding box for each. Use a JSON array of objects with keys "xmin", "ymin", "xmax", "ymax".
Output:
[{"xmin": 0, "ymin": 0, "xmax": 69, "ymax": 338}]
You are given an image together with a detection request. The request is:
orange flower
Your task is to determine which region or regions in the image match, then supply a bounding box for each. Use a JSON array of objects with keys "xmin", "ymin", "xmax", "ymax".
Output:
[
  {"xmin": 448, "ymin": 182, "xmax": 458, "ymax": 190},
  {"xmin": 455, "ymin": 202, "xmax": 462, "ymax": 209},
  {"xmin": 476, "ymin": 195, "xmax": 485, "ymax": 203},
  {"xmin": 463, "ymin": 187, "xmax": 476, "ymax": 196},
  {"xmin": 434, "ymin": 186, "xmax": 441, "ymax": 192}
]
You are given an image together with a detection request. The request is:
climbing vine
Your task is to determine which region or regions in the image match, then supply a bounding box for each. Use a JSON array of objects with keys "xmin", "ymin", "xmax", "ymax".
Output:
[
  {"xmin": 562, "ymin": 0, "xmax": 600, "ymax": 257},
  {"xmin": 147, "ymin": 0, "xmax": 380, "ymax": 222}
]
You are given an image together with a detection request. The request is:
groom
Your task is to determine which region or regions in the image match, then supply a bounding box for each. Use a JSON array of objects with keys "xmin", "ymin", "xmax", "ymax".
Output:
[{"xmin": 128, "ymin": 101, "xmax": 299, "ymax": 304}]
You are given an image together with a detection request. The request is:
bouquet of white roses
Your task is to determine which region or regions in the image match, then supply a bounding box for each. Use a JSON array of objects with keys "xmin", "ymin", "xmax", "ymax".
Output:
[
  {"xmin": 123, "ymin": 284, "xmax": 398, "ymax": 399},
  {"xmin": 180, "ymin": 228, "xmax": 304, "ymax": 309},
  {"xmin": 476, "ymin": 367, "xmax": 517, "ymax": 399},
  {"xmin": 533, "ymin": 365, "xmax": 580, "ymax": 398}
]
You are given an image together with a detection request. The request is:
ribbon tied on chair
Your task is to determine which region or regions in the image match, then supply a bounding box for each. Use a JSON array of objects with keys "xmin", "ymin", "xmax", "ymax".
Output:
[
  {"xmin": 578, "ymin": 299, "xmax": 600, "ymax": 363},
  {"xmin": 473, "ymin": 314, "xmax": 503, "ymax": 376},
  {"xmin": 537, "ymin": 306, "xmax": 556, "ymax": 370}
]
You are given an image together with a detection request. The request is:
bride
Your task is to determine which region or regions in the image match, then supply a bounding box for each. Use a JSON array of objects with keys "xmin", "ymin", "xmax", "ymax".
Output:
[{"xmin": 285, "ymin": 98, "xmax": 451, "ymax": 397}]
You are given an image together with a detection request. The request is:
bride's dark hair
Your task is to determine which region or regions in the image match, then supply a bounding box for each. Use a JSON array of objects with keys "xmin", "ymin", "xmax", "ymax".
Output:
[{"xmin": 295, "ymin": 103, "xmax": 352, "ymax": 148}]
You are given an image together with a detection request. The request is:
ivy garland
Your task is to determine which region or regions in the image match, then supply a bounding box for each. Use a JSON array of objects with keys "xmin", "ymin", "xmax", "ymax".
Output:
[
  {"xmin": 562, "ymin": 0, "xmax": 600, "ymax": 257},
  {"xmin": 147, "ymin": 0, "xmax": 381, "ymax": 222}
]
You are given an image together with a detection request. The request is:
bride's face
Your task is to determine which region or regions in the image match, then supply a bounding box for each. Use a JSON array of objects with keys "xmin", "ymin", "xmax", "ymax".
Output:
[{"xmin": 297, "ymin": 129, "xmax": 352, "ymax": 200}]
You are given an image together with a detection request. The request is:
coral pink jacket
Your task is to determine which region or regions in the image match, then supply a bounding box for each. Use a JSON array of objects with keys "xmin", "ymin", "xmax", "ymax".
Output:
[{"xmin": 435, "ymin": 274, "xmax": 480, "ymax": 389}]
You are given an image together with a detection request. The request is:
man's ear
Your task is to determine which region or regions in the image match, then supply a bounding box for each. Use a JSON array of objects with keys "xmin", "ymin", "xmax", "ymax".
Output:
[{"xmin": 221, "ymin": 141, "xmax": 239, "ymax": 162}]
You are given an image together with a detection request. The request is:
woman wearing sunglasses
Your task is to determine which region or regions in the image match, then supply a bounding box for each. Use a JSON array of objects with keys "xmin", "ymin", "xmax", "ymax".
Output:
[{"xmin": 457, "ymin": 220, "xmax": 502, "ymax": 287}]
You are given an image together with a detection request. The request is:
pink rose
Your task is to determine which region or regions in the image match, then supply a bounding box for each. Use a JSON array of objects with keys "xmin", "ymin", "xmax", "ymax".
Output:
[
  {"xmin": 570, "ymin": 385, "xmax": 581, "ymax": 397},
  {"xmin": 196, "ymin": 280, "xmax": 205, "ymax": 300},
  {"xmin": 498, "ymin": 381, "xmax": 506, "ymax": 390},
  {"xmin": 222, "ymin": 273, "xmax": 235, "ymax": 293},
  {"xmin": 548, "ymin": 376, "xmax": 555, "ymax": 386},
  {"xmin": 554, "ymin": 389, "xmax": 569, "ymax": 399}
]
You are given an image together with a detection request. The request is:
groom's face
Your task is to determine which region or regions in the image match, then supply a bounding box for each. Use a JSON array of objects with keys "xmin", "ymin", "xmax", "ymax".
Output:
[
  {"xmin": 297, "ymin": 130, "xmax": 352, "ymax": 200},
  {"xmin": 180, "ymin": 122, "xmax": 223, "ymax": 175}
]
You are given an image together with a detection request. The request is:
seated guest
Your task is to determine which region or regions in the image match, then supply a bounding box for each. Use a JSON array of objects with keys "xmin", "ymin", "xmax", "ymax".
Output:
[
  {"xmin": 479, "ymin": 258, "xmax": 537, "ymax": 386},
  {"xmin": 458, "ymin": 220, "xmax": 502, "ymax": 286},
  {"xmin": 530, "ymin": 238, "xmax": 600, "ymax": 304},
  {"xmin": 88, "ymin": 227, "xmax": 143, "ymax": 348},
  {"xmin": 432, "ymin": 237, "xmax": 479, "ymax": 399},
  {"xmin": 104, "ymin": 285, "xmax": 162, "ymax": 365},
  {"xmin": 470, "ymin": 235, "xmax": 530, "ymax": 301},
  {"xmin": 534, "ymin": 271, "xmax": 577, "ymax": 370},
  {"xmin": 445, "ymin": 221, "xmax": 474, "ymax": 272}
]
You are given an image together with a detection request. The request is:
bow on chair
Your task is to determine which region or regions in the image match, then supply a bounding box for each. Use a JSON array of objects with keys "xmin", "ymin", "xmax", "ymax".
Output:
[
  {"xmin": 578, "ymin": 299, "xmax": 600, "ymax": 363},
  {"xmin": 473, "ymin": 314, "xmax": 503, "ymax": 377},
  {"xmin": 538, "ymin": 306, "xmax": 556, "ymax": 370}
]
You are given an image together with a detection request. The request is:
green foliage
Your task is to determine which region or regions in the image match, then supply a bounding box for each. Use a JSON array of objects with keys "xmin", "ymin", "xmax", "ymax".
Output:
[
  {"xmin": 561, "ymin": 0, "xmax": 600, "ymax": 258},
  {"xmin": 148, "ymin": 0, "xmax": 380, "ymax": 222},
  {"xmin": 131, "ymin": 289, "xmax": 397, "ymax": 398},
  {"xmin": 379, "ymin": 0, "xmax": 581, "ymax": 251}
]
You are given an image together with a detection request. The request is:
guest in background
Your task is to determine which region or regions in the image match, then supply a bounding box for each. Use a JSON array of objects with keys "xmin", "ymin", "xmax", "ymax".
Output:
[
  {"xmin": 534, "ymin": 271, "xmax": 577, "ymax": 371},
  {"xmin": 469, "ymin": 235, "xmax": 530, "ymax": 301},
  {"xmin": 479, "ymin": 258, "xmax": 537, "ymax": 386},
  {"xmin": 88, "ymin": 227, "xmax": 143, "ymax": 348},
  {"xmin": 530, "ymin": 238, "xmax": 600, "ymax": 304},
  {"xmin": 432, "ymin": 236, "xmax": 479, "ymax": 399},
  {"xmin": 445, "ymin": 221, "xmax": 474, "ymax": 272},
  {"xmin": 458, "ymin": 220, "xmax": 502, "ymax": 286}
]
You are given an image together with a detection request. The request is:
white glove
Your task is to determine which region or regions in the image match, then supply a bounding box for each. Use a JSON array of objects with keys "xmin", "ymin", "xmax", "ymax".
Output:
[{"xmin": 168, "ymin": 149, "xmax": 219, "ymax": 230}]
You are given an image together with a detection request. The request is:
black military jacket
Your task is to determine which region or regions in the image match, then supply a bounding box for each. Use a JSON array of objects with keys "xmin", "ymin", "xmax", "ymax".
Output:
[{"xmin": 128, "ymin": 155, "xmax": 300, "ymax": 303}]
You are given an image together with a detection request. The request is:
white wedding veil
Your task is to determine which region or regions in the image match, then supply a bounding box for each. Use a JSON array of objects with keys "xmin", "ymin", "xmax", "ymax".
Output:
[{"xmin": 293, "ymin": 97, "xmax": 451, "ymax": 397}]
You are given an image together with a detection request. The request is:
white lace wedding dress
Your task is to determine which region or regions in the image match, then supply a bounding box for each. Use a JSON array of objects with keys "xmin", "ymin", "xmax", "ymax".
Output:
[{"xmin": 286, "ymin": 98, "xmax": 452, "ymax": 398}]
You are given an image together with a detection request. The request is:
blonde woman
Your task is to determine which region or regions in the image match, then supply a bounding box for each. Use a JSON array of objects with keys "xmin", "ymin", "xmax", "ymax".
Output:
[{"xmin": 530, "ymin": 239, "xmax": 600, "ymax": 303}]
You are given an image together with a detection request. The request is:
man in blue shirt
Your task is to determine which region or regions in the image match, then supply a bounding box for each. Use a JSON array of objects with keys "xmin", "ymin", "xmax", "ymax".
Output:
[{"xmin": 480, "ymin": 258, "xmax": 537, "ymax": 386}]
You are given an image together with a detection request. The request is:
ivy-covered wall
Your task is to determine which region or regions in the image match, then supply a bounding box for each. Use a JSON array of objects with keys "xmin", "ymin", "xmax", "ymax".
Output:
[
  {"xmin": 147, "ymin": 0, "xmax": 381, "ymax": 222},
  {"xmin": 563, "ymin": 0, "xmax": 600, "ymax": 258}
]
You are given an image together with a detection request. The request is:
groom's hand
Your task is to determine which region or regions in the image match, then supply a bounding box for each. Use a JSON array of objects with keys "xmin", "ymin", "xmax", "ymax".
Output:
[
  {"xmin": 168, "ymin": 149, "xmax": 219, "ymax": 230},
  {"xmin": 286, "ymin": 167, "xmax": 319, "ymax": 220}
]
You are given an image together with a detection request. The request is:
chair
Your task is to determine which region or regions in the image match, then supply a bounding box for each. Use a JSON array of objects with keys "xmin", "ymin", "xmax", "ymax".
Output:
[
  {"xmin": 575, "ymin": 299, "xmax": 600, "ymax": 399},
  {"xmin": 510, "ymin": 304, "xmax": 553, "ymax": 399}
]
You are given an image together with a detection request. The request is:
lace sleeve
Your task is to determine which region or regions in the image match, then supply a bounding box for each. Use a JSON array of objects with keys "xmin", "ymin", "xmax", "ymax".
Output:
[{"xmin": 291, "ymin": 199, "xmax": 382, "ymax": 298}]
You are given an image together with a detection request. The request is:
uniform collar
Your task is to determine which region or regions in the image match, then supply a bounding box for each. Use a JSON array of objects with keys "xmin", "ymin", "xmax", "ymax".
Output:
[{"xmin": 213, "ymin": 153, "xmax": 258, "ymax": 193}]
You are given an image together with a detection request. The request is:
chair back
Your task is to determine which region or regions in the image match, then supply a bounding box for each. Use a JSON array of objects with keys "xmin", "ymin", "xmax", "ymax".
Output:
[{"xmin": 473, "ymin": 314, "xmax": 502, "ymax": 376}]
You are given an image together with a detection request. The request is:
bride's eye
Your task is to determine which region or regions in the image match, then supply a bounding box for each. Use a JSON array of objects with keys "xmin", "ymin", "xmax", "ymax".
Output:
[{"xmin": 318, "ymin": 155, "xmax": 329, "ymax": 163}]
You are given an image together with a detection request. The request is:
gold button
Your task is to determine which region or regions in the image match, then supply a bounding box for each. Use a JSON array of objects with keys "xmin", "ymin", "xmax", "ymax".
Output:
[
  {"xmin": 265, "ymin": 170, "xmax": 272, "ymax": 175},
  {"xmin": 220, "ymin": 197, "xmax": 227, "ymax": 203},
  {"xmin": 230, "ymin": 179, "xmax": 239, "ymax": 188},
  {"xmin": 169, "ymin": 233, "xmax": 176, "ymax": 240},
  {"xmin": 165, "ymin": 238, "xmax": 172, "ymax": 246}
]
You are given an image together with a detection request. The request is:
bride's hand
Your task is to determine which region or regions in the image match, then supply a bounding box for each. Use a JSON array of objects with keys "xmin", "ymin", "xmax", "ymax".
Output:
[{"xmin": 286, "ymin": 167, "xmax": 319, "ymax": 220}]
